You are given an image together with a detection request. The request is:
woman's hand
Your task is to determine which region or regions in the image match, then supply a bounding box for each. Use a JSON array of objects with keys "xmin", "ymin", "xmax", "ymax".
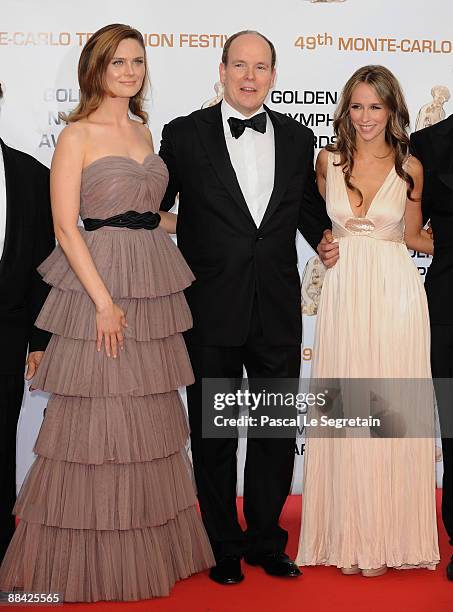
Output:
[
  {"xmin": 25, "ymin": 351, "xmax": 44, "ymax": 381},
  {"xmin": 159, "ymin": 211, "xmax": 177, "ymax": 234},
  {"xmin": 96, "ymin": 302, "xmax": 128, "ymax": 358}
]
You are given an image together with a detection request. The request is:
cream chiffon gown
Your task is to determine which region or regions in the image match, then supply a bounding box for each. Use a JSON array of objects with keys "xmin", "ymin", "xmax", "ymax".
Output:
[{"xmin": 296, "ymin": 152, "xmax": 439, "ymax": 570}]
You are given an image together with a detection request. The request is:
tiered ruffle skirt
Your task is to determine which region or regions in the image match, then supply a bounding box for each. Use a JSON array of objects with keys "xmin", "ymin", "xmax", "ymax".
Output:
[{"xmin": 0, "ymin": 228, "xmax": 214, "ymax": 601}]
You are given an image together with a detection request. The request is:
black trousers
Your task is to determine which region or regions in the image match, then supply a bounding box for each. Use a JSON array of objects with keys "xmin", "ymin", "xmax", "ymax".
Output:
[
  {"xmin": 186, "ymin": 302, "xmax": 301, "ymax": 560},
  {"xmin": 0, "ymin": 374, "xmax": 24, "ymax": 560},
  {"xmin": 431, "ymin": 325, "xmax": 453, "ymax": 544}
]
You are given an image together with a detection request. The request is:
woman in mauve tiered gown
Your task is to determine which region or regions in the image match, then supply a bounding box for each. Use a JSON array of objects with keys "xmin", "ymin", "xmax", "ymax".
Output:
[
  {"xmin": 297, "ymin": 65, "xmax": 439, "ymax": 576},
  {"xmin": 0, "ymin": 23, "xmax": 214, "ymax": 602}
]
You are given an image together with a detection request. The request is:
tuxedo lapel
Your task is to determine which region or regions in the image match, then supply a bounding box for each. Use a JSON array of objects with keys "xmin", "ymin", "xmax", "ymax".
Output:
[
  {"xmin": 0, "ymin": 140, "xmax": 22, "ymax": 278},
  {"xmin": 259, "ymin": 106, "xmax": 297, "ymax": 228},
  {"xmin": 194, "ymin": 103, "xmax": 255, "ymax": 224}
]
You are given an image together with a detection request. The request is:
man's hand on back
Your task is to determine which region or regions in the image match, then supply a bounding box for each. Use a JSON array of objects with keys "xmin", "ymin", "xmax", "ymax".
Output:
[{"xmin": 317, "ymin": 229, "xmax": 339, "ymax": 268}]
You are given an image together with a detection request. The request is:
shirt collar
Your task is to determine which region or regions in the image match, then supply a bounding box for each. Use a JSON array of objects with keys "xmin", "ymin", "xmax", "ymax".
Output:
[{"xmin": 221, "ymin": 99, "xmax": 266, "ymax": 137}]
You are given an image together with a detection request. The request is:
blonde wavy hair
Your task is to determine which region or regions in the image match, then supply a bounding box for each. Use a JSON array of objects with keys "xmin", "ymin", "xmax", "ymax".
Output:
[
  {"xmin": 327, "ymin": 65, "xmax": 414, "ymax": 204},
  {"xmin": 66, "ymin": 23, "xmax": 149, "ymax": 124}
]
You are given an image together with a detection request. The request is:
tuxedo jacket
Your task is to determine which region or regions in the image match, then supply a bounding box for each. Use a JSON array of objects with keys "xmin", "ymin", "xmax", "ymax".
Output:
[
  {"xmin": 0, "ymin": 139, "xmax": 54, "ymax": 375},
  {"xmin": 411, "ymin": 116, "xmax": 453, "ymax": 324},
  {"xmin": 159, "ymin": 102, "xmax": 330, "ymax": 346}
]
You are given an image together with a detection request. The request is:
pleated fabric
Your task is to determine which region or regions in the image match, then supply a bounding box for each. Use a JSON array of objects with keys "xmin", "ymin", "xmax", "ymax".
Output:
[
  {"xmin": 0, "ymin": 154, "xmax": 214, "ymax": 601},
  {"xmin": 296, "ymin": 153, "xmax": 440, "ymax": 570}
]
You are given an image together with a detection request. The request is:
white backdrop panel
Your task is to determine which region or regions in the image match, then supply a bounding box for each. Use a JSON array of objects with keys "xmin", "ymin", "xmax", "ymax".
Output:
[{"xmin": 1, "ymin": 0, "xmax": 449, "ymax": 493}]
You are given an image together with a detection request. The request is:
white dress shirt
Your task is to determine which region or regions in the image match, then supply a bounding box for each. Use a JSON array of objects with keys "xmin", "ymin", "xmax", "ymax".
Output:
[
  {"xmin": 221, "ymin": 99, "xmax": 275, "ymax": 227},
  {"xmin": 0, "ymin": 147, "xmax": 6, "ymax": 258}
]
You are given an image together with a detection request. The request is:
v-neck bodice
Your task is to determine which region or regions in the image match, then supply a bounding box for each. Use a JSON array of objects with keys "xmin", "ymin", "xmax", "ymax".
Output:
[{"xmin": 326, "ymin": 152, "xmax": 407, "ymax": 243}]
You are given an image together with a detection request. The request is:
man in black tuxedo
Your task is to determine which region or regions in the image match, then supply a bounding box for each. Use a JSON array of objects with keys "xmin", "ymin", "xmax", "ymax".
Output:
[
  {"xmin": 0, "ymin": 83, "xmax": 54, "ymax": 560},
  {"xmin": 411, "ymin": 119, "xmax": 453, "ymax": 581},
  {"xmin": 159, "ymin": 31, "xmax": 330, "ymax": 584}
]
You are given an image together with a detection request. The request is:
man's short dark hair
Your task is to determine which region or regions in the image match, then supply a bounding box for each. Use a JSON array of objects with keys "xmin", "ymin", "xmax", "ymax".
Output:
[{"xmin": 221, "ymin": 30, "xmax": 276, "ymax": 69}]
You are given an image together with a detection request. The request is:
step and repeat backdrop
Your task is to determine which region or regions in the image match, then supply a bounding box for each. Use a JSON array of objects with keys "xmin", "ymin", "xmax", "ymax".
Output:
[{"xmin": 1, "ymin": 0, "xmax": 450, "ymax": 492}]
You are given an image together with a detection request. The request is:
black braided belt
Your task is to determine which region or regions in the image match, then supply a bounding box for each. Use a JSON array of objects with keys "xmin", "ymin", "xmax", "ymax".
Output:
[{"xmin": 83, "ymin": 210, "xmax": 161, "ymax": 231}]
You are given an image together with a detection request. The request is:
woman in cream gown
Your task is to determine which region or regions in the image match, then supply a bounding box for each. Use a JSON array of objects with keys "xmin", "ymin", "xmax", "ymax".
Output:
[{"xmin": 297, "ymin": 65, "xmax": 439, "ymax": 576}]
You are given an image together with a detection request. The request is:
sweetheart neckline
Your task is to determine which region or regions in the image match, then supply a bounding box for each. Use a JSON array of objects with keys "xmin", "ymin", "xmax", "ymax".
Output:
[{"xmin": 82, "ymin": 152, "xmax": 158, "ymax": 173}]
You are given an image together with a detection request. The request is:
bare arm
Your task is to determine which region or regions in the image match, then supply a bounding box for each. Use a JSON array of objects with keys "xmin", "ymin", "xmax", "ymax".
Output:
[
  {"xmin": 409, "ymin": 131, "xmax": 432, "ymax": 226},
  {"xmin": 404, "ymin": 156, "xmax": 434, "ymax": 256},
  {"xmin": 51, "ymin": 125, "xmax": 127, "ymax": 357},
  {"xmin": 159, "ymin": 211, "xmax": 177, "ymax": 233},
  {"xmin": 315, "ymin": 149, "xmax": 339, "ymax": 267},
  {"xmin": 315, "ymin": 147, "xmax": 328, "ymax": 199}
]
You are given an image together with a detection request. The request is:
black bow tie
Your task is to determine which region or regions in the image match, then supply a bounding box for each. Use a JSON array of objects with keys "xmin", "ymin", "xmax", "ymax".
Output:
[{"xmin": 227, "ymin": 112, "xmax": 267, "ymax": 139}]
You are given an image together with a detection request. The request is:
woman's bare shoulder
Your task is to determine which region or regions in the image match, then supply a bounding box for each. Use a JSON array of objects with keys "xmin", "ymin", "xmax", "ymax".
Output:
[
  {"xmin": 54, "ymin": 122, "xmax": 90, "ymax": 158},
  {"xmin": 316, "ymin": 148, "xmax": 329, "ymax": 175}
]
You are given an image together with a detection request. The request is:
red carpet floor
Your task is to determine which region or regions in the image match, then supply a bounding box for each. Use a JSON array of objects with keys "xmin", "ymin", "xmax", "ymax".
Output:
[{"xmin": 18, "ymin": 491, "xmax": 453, "ymax": 612}]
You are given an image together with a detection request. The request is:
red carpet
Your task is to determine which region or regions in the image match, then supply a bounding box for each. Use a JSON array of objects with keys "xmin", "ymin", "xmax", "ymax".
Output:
[{"xmin": 19, "ymin": 491, "xmax": 453, "ymax": 612}]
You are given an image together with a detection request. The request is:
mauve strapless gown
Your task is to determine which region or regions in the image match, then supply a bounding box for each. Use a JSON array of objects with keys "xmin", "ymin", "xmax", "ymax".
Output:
[{"xmin": 0, "ymin": 153, "xmax": 214, "ymax": 601}]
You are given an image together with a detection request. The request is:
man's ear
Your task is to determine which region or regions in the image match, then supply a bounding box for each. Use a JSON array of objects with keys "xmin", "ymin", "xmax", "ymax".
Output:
[
  {"xmin": 219, "ymin": 62, "xmax": 226, "ymax": 85},
  {"xmin": 270, "ymin": 68, "xmax": 276, "ymax": 89}
]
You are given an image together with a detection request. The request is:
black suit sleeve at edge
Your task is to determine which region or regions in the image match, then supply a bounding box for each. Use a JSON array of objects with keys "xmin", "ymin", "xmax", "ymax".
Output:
[
  {"xmin": 28, "ymin": 166, "xmax": 55, "ymax": 353},
  {"xmin": 159, "ymin": 122, "xmax": 181, "ymax": 212},
  {"xmin": 410, "ymin": 131, "xmax": 431, "ymax": 227},
  {"xmin": 297, "ymin": 133, "xmax": 331, "ymax": 252}
]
